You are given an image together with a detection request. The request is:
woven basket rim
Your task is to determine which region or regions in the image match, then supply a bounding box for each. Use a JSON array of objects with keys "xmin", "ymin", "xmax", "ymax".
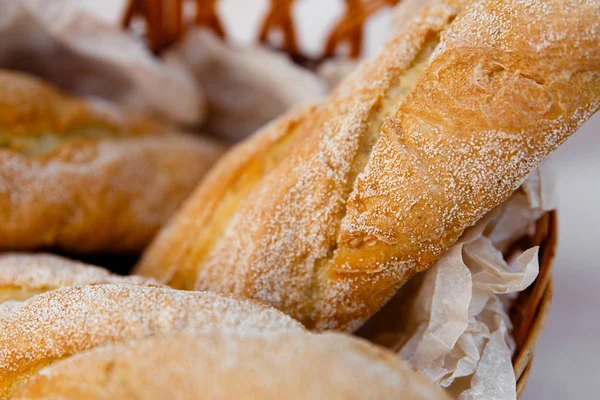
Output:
[
  {"xmin": 513, "ymin": 210, "xmax": 556, "ymax": 397},
  {"xmin": 515, "ymin": 281, "xmax": 553, "ymax": 395}
]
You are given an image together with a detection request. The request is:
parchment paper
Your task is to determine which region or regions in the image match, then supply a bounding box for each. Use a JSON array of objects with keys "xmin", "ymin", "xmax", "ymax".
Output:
[
  {"xmin": 0, "ymin": 0, "xmax": 203, "ymax": 125},
  {"xmin": 166, "ymin": 29, "xmax": 326, "ymax": 141}
]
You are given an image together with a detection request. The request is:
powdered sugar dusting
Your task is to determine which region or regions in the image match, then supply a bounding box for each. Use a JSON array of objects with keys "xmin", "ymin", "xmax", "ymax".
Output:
[
  {"xmin": 0, "ymin": 132, "xmax": 221, "ymax": 252},
  {"xmin": 0, "ymin": 301, "xmax": 22, "ymax": 319},
  {"xmin": 344, "ymin": 0, "xmax": 600, "ymax": 244},
  {"xmin": 0, "ymin": 284, "xmax": 303, "ymax": 395},
  {"xmin": 0, "ymin": 71, "xmax": 222, "ymax": 252},
  {"xmin": 0, "ymin": 253, "xmax": 157, "ymax": 293},
  {"xmin": 436, "ymin": 0, "xmax": 599, "ymax": 57}
]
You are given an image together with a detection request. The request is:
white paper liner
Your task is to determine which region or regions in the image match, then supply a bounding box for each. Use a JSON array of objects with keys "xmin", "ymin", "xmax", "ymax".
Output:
[
  {"xmin": 378, "ymin": 162, "xmax": 557, "ymax": 400},
  {"xmin": 166, "ymin": 29, "xmax": 326, "ymax": 141},
  {"xmin": 0, "ymin": 0, "xmax": 203, "ymax": 125}
]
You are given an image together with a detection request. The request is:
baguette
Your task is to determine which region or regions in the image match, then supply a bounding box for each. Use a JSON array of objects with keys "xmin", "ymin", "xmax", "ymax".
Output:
[
  {"xmin": 0, "ymin": 70, "xmax": 223, "ymax": 253},
  {"xmin": 0, "ymin": 284, "xmax": 303, "ymax": 397},
  {"xmin": 137, "ymin": 0, "xmax": 600, "ymax": 331},
  {"xmin": 12, "ymin": 332, "xmax": 450, "ymax": 400}
]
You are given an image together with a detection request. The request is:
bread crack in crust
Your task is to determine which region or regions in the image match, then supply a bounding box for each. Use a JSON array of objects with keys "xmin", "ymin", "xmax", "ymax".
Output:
[
  {"xmin": 0, "ymin": 71, "xmax": 223, "ymax": 253},
  {"xmin": 137, "ymin": 0, "xmax": 600, "ymax": 331}
]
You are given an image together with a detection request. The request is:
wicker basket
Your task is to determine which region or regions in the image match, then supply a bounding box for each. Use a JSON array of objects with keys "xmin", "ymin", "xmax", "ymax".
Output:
[{"xmin": 122, "ymin": 1, "xmax": 555, "ymax": 397}]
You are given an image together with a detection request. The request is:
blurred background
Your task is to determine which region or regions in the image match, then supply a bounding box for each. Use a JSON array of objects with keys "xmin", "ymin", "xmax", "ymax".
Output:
[{"xmin": 82, "ymin": 1, "xmax": 600, "ymax": 398}]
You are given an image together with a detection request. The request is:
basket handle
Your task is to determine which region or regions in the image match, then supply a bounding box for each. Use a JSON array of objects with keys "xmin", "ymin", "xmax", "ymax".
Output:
[
  {"xmin": 122, "ymin": 0, "xmax": 400, "ymax": 59},
  {"xmin": 323, "ymin": 0, "xmax": 399, "ymax": 59},
  {"xmin": 195, "ymin": 0, "xmax": 225, "ymax": 38},
  {"xmin": 123, "ymin": 0, "xmax": 183, "ymax": 53},
  {"xmin": 257, "ymin": 0, "xmax": 298, "ymax": 55}
]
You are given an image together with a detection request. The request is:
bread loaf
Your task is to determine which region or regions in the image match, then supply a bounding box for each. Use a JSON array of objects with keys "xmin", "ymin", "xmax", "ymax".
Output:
[
  {"xmin": 137, "ymin": 0, "xmax": 600, "ymax": 331},
  {"xmin": 12, "ymin": 332, "xmax": 450, "ymax": 400},
  {"xmin": 0, "ymin": 71, "xmax": 223, "ymax": 253},
  {"xmin": 0, "ymin": 284, "xmax": 303, "ymax": 397}
]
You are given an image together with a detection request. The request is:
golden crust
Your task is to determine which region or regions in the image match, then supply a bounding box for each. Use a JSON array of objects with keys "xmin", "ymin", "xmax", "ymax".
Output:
[
  {"xmin": 0, "ymin": 253, "xmax": 159, "ymax": 303},
  {"xmin": 326, "ymin": 0, "xmax": 600, "ymax": 327},
  {"xmin": 137, "ymin": 104, "xmax": 315, "ymax": 288},
  {"xmin": 137, "ymin": 0, "xmax": 600, "ymax": 331},
  {"xmin": 0, "ymin": 284, "xmax": 303, "ymax": 398},
  {"xmin": 0, "ymin": 70, "xmax": 223, "ymax": 253},
  {"xmin": 0, "ymin": 71, "xmax": 154, "ymax": 139},
  {"xmin": 12, "ymin": 332, "xmax": 450, "ymax": 400}
]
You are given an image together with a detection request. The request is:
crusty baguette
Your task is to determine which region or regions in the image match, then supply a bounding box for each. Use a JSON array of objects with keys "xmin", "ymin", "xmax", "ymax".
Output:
[
  {"xmin": 137, "ymin": 0, "xmax": 600, "ymax": 331},
  {"xmin": 0, "ymin": 70, "xmax": 223, "ymax": 253},
  {"xmin": 0, "ymin": 253, "xmax": 159, "ymax": 303},
  {"xmin": 0, "ymin": 284, "xmax": 303, "ymax": 398},
  {"xmin": 12, "ymin": 332, "xmax": 450, "ymax": 400}
]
